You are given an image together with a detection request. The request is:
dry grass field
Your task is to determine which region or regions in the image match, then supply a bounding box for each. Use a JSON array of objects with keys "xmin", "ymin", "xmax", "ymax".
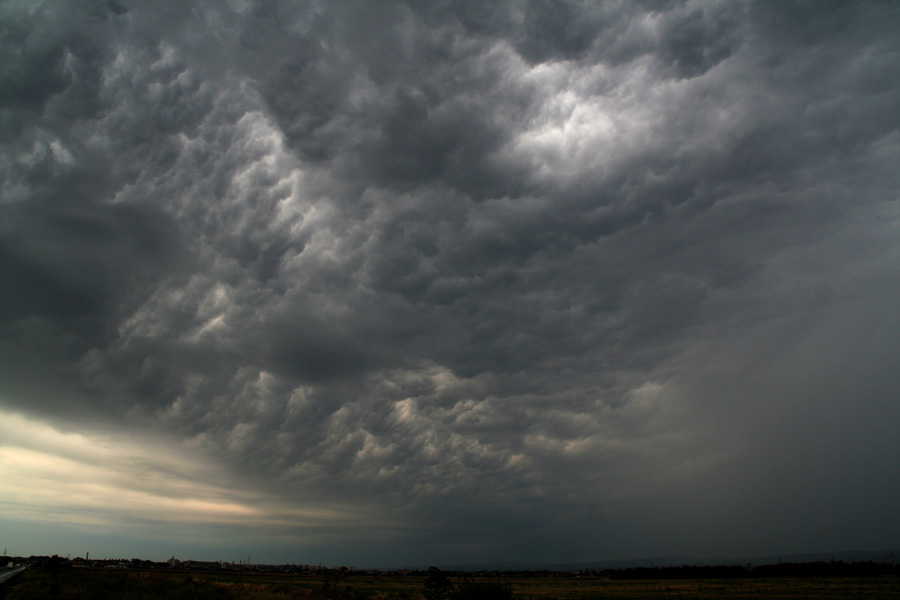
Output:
[
  {"xmin": 2, "ymin": 566, "xmax": 899, "ymax": 600},
  {"xmin": 507, "ymin": 576, "xmax": 900, "ymax": 599}
]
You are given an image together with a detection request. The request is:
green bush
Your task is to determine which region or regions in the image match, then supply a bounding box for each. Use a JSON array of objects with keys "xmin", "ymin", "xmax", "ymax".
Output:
[
  {"xmin": 423, "ymin": 569, "xmax": 514, "ymax": 600},
  {"xmin": 450, "ymin": 579, "xmax": 514, "ymax": 600}
]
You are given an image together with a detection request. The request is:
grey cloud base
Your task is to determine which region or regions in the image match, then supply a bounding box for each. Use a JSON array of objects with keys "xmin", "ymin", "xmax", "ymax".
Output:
[{"xmin": 1, "ymin": 0, "xmax": 899, "ymax": 565}]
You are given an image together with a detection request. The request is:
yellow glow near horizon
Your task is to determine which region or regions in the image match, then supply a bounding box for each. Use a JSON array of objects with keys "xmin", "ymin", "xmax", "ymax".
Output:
[{"xmin": 0, "ymin": 409, "xmax": 348, "ymax": 534}]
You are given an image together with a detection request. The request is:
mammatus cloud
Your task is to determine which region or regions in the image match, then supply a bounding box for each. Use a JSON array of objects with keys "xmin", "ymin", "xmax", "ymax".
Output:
[{"xmin": 1, "ymin": 1, "xmax": 899, "ymax": 565}]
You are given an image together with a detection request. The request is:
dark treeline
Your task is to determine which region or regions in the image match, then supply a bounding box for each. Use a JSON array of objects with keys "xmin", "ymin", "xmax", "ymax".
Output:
[
  {"xmin": 8, "ymin": 556, "xmax": 900, "ymax": 581},
  {"xmin": 604, "ymin": 561, "xmax": 900, "ymax": 580}
]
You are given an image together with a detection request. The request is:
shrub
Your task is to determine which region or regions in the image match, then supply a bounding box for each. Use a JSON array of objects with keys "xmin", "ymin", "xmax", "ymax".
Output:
[{"xmin": 450, "ymin": 579, "xmax": 514, "ymax": 600}]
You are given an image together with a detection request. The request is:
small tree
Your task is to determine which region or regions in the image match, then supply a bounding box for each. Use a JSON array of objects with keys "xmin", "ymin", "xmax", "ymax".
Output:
[
  {"xmin": 424, "ymin": 569, "xmax": 515, "ymax": 600},
  {"xmin": 424, "ymin": 567, "xmax": 453, "ymax": 600}
]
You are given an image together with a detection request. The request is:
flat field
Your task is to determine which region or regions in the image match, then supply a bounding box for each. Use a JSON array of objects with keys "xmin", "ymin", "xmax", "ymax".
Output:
[{"xmin": 3, "ymin": 567, "xmax": 900, "ymax": 600}]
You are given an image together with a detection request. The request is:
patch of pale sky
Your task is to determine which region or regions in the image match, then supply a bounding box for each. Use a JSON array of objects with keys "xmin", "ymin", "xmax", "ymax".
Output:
[{"xmin": 0, "ymin": 409, "xmax": 360, "ymax": 548}]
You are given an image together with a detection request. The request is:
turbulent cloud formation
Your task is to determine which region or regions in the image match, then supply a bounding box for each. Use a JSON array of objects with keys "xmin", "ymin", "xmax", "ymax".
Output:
[{"xmin": 2, "ymin": 1, "xmax": 899, "ymax": 565}]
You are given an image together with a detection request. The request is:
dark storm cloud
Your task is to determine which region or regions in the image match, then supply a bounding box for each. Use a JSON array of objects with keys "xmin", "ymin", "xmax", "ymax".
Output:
[
  {"xmin": 0, "ymin": 200, "xmax": 184, "ymax": 320},
  {"xmin": 2, "ymin": 0, "xmax": 899, "ymax": 564}
]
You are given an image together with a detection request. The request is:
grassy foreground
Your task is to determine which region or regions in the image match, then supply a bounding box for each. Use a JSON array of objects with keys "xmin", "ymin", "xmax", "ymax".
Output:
[{"xmin": 3, "ymin": 566, "xmax": 900, "ymax": 600}]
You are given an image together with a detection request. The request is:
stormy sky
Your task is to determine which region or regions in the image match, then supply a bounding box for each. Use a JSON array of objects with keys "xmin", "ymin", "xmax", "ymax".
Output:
[{"xmin": 1, "ymin": 0, "xmax": 899, "ymax": 567}]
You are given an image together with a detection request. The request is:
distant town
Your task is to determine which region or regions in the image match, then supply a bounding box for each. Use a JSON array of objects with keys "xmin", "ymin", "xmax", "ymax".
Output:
[
  {"xmin": 3, "ymin": 554, "xmax": 383, "ymax": 576},
  {"xmin": 3, "ymin": 551, "xmax": 899, "ymax": 580}
]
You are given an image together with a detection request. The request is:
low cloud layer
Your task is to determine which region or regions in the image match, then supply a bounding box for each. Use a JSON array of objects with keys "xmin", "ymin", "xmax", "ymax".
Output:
[{"xmin": 2, "ymin": 1, "xmax": 899, "ymax": 565}]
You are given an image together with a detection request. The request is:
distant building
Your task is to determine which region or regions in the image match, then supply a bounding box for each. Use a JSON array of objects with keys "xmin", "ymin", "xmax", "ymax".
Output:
[{"xmin": 183, "ymin": 560, "xmax": 223, "ymax": 570}]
